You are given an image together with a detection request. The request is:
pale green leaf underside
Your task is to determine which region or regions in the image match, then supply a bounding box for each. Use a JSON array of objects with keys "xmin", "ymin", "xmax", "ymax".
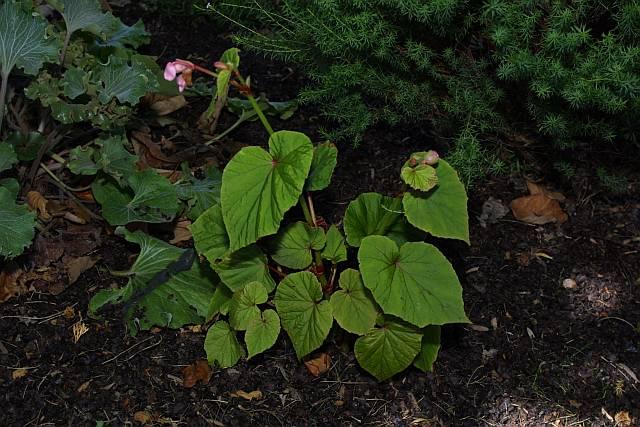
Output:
[
  {"xmin": 229, "ymin": 281, "xmax": 268, "ymax": 330},
  {"xmin": 330, "ymin": 269, "xmax": 378, "ymax": 335},
  {"xmin": 401, "ymin": 163, "xmax": 438, "ymax": 192},
  {"xmin": 413, "ymin": 325, "xmax": 441, "ymax": 373},
  {"xmin": 305, "ymin": 142, "xmax": 337, "ymax": 191},
  {"xmin": 0, "ymin": 187, "xmax": 36, "ymax": 258},
  {"xmin": 245, "ymin": 309, "xmax": 280, "ymax": 359},
  {"xmin": 358, "ymin": 235, "xmax": 469, "ymax": 328},
  {"xmin": 221, "ymin": 130, "xmax": 313, "ymax": 251},
  {"xmin": 269, "ymin": 221, "xmax": 326, "ymax": 270},
  {"xmin": 274, "ymin": 271, "xmax": 332, "ymax": 359},
  {"xmin": 0, "ymin": 1, "xmax": 60, "ymax": 75},
  {"xmin": 204, "ymin": 321, "xmax": 245, "ymax": 368},
  {"xmin": 321, "ymin": 225, "xmax": 347, "ymax": 263},
  {"xmin": 402, "ymin": 160, "xmax": 469, "ymax": 244},
  {"xmin": 354, "ymin": 317, "xmax": 422, "ymax": 381}
]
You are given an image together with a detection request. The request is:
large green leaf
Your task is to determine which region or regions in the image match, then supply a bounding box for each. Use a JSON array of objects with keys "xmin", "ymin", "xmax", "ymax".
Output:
[
  {"xmin": 61, "ymin": 67, "xmax": 88, "ymax": 99},
  {"xmin": 0, "ymin": 143, "xmax": 17, "ymax": 173},
  {"xmin": 53, "ymin": 0, "xmax": 110, "ymax": 36},
  {"xmin": 0, "ymin": 187, "xmax": 36, "ymax": 258},
  {"xmin": 5, "ymin": 131, "xmax": 46, "ymax": 161},
  {"xmin": 330, "ymin": 269, "xmax": 378, "ymax": 335},
  {"xmin": 245, "ymin": 309, "xmax": 280, "ymax": 359},
  {"xmin": 91, "ymin": 170, "xmax": 179, "ymax": 225},
  {"xmin": 402, "ymin": 160, "xmax": 469, "ymax": 244},
  {"xmin": 305, "ymin": 142, "xmax": 337, "ymax": 191},
  {"xmin": 0, "ymin": 178, "xmax": 19, "ymax": 199},
  {"xmin": 94, "ymin": 17, "xmax": 149, "ymax": 49},
  {"xmin": 221, "ymin": 130, "xmax": 313, "ymax": 251},
  {"xmin": 274, "ymin": 271, "xmax": 333, "ymax": 359},
  {"xmin": 413, "ymin": 325, "xmax": 441, "ymax": 373},
  {"xmin": 191, "ymin": 204, "xmax": 229, "ymax": 263},
  {"xmin": 269, "ymin": 222, "xmax": 326, "ymax": 270},
  {"xmin": 177, "ymin": 165, "xmax": 222, "ymax": 221},
  {"xmin": 358, "ymin": 235, "xmax": 469, "ymax": 328},
  {"xmin": 67, "ymin": 146, "xmax": 98, "ymax": 175},
  {"xmin": 212, "ymin": 245, "xmax": 275, "ymax": 293},
  {"xmin": 321, "ymin": 225, "xmax": 347, "ymax": 264},
  {"xmin": 94, "ymin": 135, "xmax": 137, "ymax": 185},
  {"xmin": 0, "ymin": 1, "xmax": 60, "ymax": 76},
  {"xmin": 344, "ymin": 193, "xmax": 406, "ymax": 247},
  {"xmin": 354, "ymin": 316, "xmax": 423, "ymax": 381},
  {"xmin": 94, "ymin": 55, "xmax": 158, "ymax": 105},
  {"xmin": 204, "ymin": 321, "xmax": 244, "ymax": 368},
  {"xmin": 207, "ymin": 284, "xmax": 233, "ymax": 319},
  {"xmin": 229, "ymin": 281, "xmax": 268, "ymax": 330},
  {"xmin": 88, "ymin": 228, "xmax": 217, "ymax": 332}
]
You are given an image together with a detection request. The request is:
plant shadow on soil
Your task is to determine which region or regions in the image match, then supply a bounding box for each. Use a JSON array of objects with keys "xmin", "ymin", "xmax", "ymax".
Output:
[{"xmin": 1, "ymin": 4, "xmax": 639, "ymax": 426}]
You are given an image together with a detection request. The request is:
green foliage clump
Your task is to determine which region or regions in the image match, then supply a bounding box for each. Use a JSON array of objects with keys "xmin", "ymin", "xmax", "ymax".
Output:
[{"xmin": 209, "ymin": 0, "xmax": 640, "ymax": 184}]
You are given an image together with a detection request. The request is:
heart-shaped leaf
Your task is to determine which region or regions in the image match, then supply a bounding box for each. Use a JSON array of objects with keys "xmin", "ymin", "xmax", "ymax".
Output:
[
  {"xmin": 207, "ymin": 284, "xmax": 233, "ymax": 319},
  {"xmin": 274, "ymin": 271, "xmax": 332, "ymax": 359},
  {"xmin": 0, "ymin": 143, "xmax": 17, "ymax": 173},
  {"xmin": 358, "ymin": 235, "xmax": 468, "ymax": 328},
  {"xmin": 0, "ymin": 1, "xmax": 60, "ymax": 76},
  {"xmin": 204, "ymin": 320, "xmax": 244, "ymax": 368},
  {"xmin": 344, "ymin": 192, "xmax": 403, "ymax": 247},
  {"xmin": 269, "ymin": 222, "xmax": 326, "ymax": 270},
  {"xmin": 245, "ymin": 309, "xmax": 280, "ymax": 359},
  {"xmin": 330, "ymin": 269, "xmax": 378, "ymax": 335},
  {"xmin": 403, "ymin": 160, "xmax": 469, "ymax": 244},
  {"xmin": 321, "ymin": 225, "xmax": 347, "ymax": 263},
  {"xmin": 212, "ymin": 245, "xmax": 275, "ymax": 293},
  {"xmin": 413, "ymin": 325, "xmax": 441, "ymax": 373},
  {"xmin": 0, "ymin": 187, "xmax": 36, "ymax": 258},
  {"xmin": 94, "ymin": 55, "xmax": 159, "ymax": 105},
  {"xmin": 305, "ymin": 142, "xmax": 337, "ymax": 191},
  {"xmin": 229, "ymin": 281, "xmax": 268, "ymax": 330},
  {"xmin": 221, "ymin": 130, "xmax": 313, "ymax": 251},
  {"xmin": 354, "ymin": 316, "xmax": 422, "ymax": 381},
  {"xmin": 191, "ymin": 204, "xmax": 229, "ymax": 263},
  {"xmin": 401, "ymin": 163, "xmax": 438, "ymax": 192}
]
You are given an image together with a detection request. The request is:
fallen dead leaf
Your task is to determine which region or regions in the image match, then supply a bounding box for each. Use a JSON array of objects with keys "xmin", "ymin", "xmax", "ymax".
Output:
[
  {"xmin": 12, "ymin": 368, "xmax": 29, "ymax": 380},
  {"xmin": 131, "ymin": 131, "xmax": 180, "ymax": 169},
  {"xmin": 230, "ymin": 390, "xmax": 263, "ymax": 401},
  {"xmin": 304, "ymin": 352, "xmax": 331, "ymax": 377},
  {"xmin": 64, "ymin": 256, "xmax": 97, "ymax": 285},
  {"xmin": 614, "ymin": 411, "xmax": 632, "ymax": 427},
  {"xmin": 27, "ymin": 191, "xmax": 51, "ymax": 220},
  {"xmin": 562, "ymin": 278, "xmax": 577, "ymax": 289},
  {"xmin": 510, "ymin": 193, "xmax": 568, "ymax": 224},
  {"xmin": 146, "ymin": 94, "xmax": 188, "ymax": 116},
  {"xmin": 468, "ymin": 324, "xmax": 489, "ymax": 332},
  {"xmin": 77, "ymin": 380, "xmax": 91, "ymax": 393},
  {"xmin": 133, "ymin": 410, "xmax": 153, "ymax": 425},
  {"xmin": 527, "ymin": 181, "xmax": 566, "ymax": 201},
  {"xmin": 182, "ymin": 360, "xmax": 211, "ymax": 388},
  {"xmin": 170, "ymin": 219, "xmax": 192, "ymax": 245},
  {"xmin": 478, "ymin": 197, "xmax": 509, "ymax": 228},
  {"xmin": 0, "ymin": 267, "xmax": 25, "ymax": 303},
  {"xmin": 63, "ymin": 306, "xmax": 75, "ymax": 319}
]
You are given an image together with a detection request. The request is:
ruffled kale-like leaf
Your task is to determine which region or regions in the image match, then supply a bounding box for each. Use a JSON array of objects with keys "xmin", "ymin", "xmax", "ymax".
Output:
[
  {"xmin": 354, "ymin": 316, "xmax": 422, "ymax": 381},
  {"xmin": 274, "ymin": 271, "xmax": 332, "ymax": 359},
  {"xmin": 177, "ymin": 165, "xmax": 222, "ymax": 221},
  {"xmin": 0, "ymin": 1, "xmax": 60, "ymax": 76},
  {"xmin": 204, "ymin": 320, "xmax": 244, "ymax": 368},
  {"xmin": 67, "ymin": 146, "xmax": 98, "ymax": 175},
  {"xmin": 52, "ymin": 0, "xmax": 110, "ymax": 37},
  {"xmin": 61, "ymin": 67, "xmax": 88, "ymax": 99},
  {"xmin": 358, "ymin": 235, "xmax": 469, "ymax": 328},
  {"xmin": 94, "ymin": 17, "xmax": 149, "ymax": 49},
  {"xmin": 0, "ymin": 187, "xmax": 36, "ymax": 258},
  {"xmin": 94, "ymin": 55, "xmax": 159, "ymax": 105},
  {"xmin": 221, "ymin": 130, "xmax": 313, "ymax": 251},
  {"xmin": 268, "ymin": 221, "xmax": 326, "ymax": 270}
]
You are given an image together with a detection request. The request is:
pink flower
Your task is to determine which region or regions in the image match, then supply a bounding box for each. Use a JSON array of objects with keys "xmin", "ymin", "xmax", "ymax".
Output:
[
  {"xmin": 423, "ymin": 150, "xmax": 439, "ymax": 165},
  {"xmin": 164, "ymin": 60, "xmax": 195, "ymax": 92}
]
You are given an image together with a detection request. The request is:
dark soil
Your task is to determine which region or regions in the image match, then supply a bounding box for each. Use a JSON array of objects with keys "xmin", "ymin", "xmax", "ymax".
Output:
[{"xmin": 1, "ymin": 4, "xmax": 639, "ymax": 426}]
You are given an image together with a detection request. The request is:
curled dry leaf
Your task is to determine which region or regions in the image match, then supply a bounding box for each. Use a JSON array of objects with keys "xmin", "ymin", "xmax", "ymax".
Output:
[
  {"xmin": 182, "ymin": 359, "xmax": 211, "ymax": 388},
  {"xmin": 11, "ymin": 368, "xmax": 29, "ymax": 380},
  {"xmin": 133, "ymin": 411, "xmax": 153, "ymax": 425},
  {"xmin": 304, "ymin": 352, "xmax": 331, "ymax": 377},
  {"xmin": 145, "ymin": 93, "xmax": 188, "ymax": 116},
  {"xmin": 230, "ymin": 390, "xmax": 263, "ymax": 401},
  {"xmin": 64, "ymin": 256, "xmax": 98, "ymax": 285},
  {"xmin": 27, "ymin": 191, "xmax": 51, "ymax": 220},
  {"xmin": 63, "ymin": 306, "xmax": 75, "ymax": 319},
  {"xmin": 170, "ymin": 219, "xmax": 192, "ymax": 244},
  {"xmin": 510, "ymin": 182, "xmax": 568, "ymax": 225},
  {"xmin": 614, "ymin": 411, "xmax": 633, "ymax": 427},
  {"xmin": 0, "ymin": 267, "xmax": 25, "ymax": 303}
]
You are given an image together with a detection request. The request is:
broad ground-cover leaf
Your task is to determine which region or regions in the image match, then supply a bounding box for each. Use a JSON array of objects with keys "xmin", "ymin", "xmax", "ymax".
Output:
[
  {"xmin": 0, "ymin": 187, "xmax": 36, "ymax": 258},
  {"xmin": 245, "ymin": 309, "xmax": 280, "ymax": 359},
  {"xmin": 212, "ymin": 245, "xmax": 276, "ymax": 293},
  {"xmin": 207, "ymin": 284, "xmax": 233, "ymax": 319},
  {"xmin": 403, "ymin": 160, "xmax": 469, "ymax": 244},
  {"xmin": 330, "ymin": 269, "xmax": 378, "ymax": 335},
  {"xmin": 204, "ymin": 320, "xmax": 244, "ymax": 368},
  {"xmin": 0, "ymin": 143, "xmax": 17, "ymax": 173},
  {"xmin": 94, "ymin": 135, "xmax": 137, "ymax": 184},
  {"xmin": 0, "ymin": 178, "xmax": 19, "ymax": 199},
  {"xmin": 229, "ymin": 281, "xmax": 267, "ymax": 330},
  {"xmin": 221, "ymin": 131, "xmax": 313, "ymax": 251},
  {"xmin": 413, "ymin": 325, "xmax": 441, "ymax": 373},
  {"xmin": 92, "ymin": 170, "xmax": 179, "ymax": 225},
  {"xmin": 358, "ymin": 235, "xmax": 468, "ymax": 328},
  {"xmin": 0, "ymin": 1, "xmax": 60, "ymax": 76},
  {"xmin": 52, "ymin": 0, "xmax": 110, "ymax": 36},
  {"xmin": 67, "ymin": 146, "xmax": 98, "ymax": 175},
  {"xmin": 5, "ymin": 131, "xmax": 46, "ymax": 161},
  {"xmin": 354, "ymin": 316, "xmax": 422, "ymax": 381},
  {"xmin": 95, "ymin": 56, "xmax": 158, "ymax": 105},
  {"xmin": 305, "ymin": 142, "xmax": 337, "ymax": 191},
  {"xmin": 191, "ymin": 204, "xmax": 229, "ymax": 263},
  {"xmin": 62, "ymin": 68, "xmax": 88, "ymax": 99},
  {"xmin": 89, "ymin": 228, "xmax": 217, "ymax": 332},
  {"xmin": 344, "ymin": 192, "xmax": 403, "ymax": 247},
  {"xmin": 177, "ymin": 165, "xmax": 222, "ymax": 220},
  {"xmin": 269, "ymin": 222, "xmax": 326, "ymax": 269},
  {"xmin": 274, "ymin": 271, "xmax": 332, "ymax": 359},
  {"xmin": 321, "ymin": 225, "xmax": 347, "ymax": 263}
]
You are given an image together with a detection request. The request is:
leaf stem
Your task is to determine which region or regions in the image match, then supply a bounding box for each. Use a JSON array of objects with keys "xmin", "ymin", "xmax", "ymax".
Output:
[
  {"xmin": 236, "ymin": 73, "xmax": 274, "ymax": 136},
  {"xmin": 60, "ymin": 31, "xmax": 72, "ymax": 65},
  {"xmin": 299, "ymin": 194, "xmax": 327, "ymax": 286},
  {"xmin": 0, "ymin": 71, "xmax": 9, "ymax": 133}
]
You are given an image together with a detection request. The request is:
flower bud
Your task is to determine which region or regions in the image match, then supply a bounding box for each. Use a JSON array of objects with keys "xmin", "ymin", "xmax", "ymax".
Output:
[{"xmin": 423, "ymin": 150, "xmax": 439, "ymax": 165}]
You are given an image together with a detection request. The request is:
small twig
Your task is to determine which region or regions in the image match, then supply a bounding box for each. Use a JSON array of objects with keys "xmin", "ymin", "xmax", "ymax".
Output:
[
  {"xmin": 307, "ymin": 193, "xmax": 317, "ymax": 226},
  {"xmin": 101, "ymin": 336, "xmax": 156, "ymax": 365},
  {"xmin": 39, "ymin": 162, "xmax": 92, "ymax": 192}
]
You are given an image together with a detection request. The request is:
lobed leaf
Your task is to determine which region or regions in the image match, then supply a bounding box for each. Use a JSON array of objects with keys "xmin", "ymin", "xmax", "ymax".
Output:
[
  {"xmin": 204, "ymin": 321, "xmax": 244, "ymax": 368},
  {"xmin": 245, "ymin": 309, "xmax": 281, "ymax": 359},
  {"xmin": 330, "ymin": 269, "xmax": 378, "ymax": 335},
  {"xmin": 0, "ymin": 187, "xmax": 36, "ymax": 258},
  {"xmin": 269, "ymin": 221, "xmax": 326, "ymax": 270}
]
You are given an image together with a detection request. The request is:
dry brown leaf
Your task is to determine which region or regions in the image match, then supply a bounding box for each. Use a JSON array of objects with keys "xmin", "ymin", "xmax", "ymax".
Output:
[
  {"xmin": 182, "ymin": 360, "xmax": 211, "ymax": 388},
  {"xmin": 614, "ymin": 411, "xmax": 632, "ymax": 427},
  {"xmin": 77, "ymin": 380, "xmax": 91, "ymax": 393},
  {"xmin": 132, "ymin": 131, "xmax": 180, "ymax": 169},
  {"xmin": 64, "ymin": 306, "xmax": 75, "ymax": 319},
  {"xmin": 133, "ymin": 410, "xmax": 153, "ymax": 425},
  {"xmin": 304, "ymin": 352, "xmax": 331, "ymax": 377},
  {"xmin": 64, "ymin": 256, "xmax": 97, "ymax": 285},
  {"xmin": 72, "ymin": 322, "xmax": 89, "ymax": 343},
  {"xmin": 27, "ymin": 191, "xmax": 51, "ymax": 220},
  {"xmin": 147, "ymin": 94, "xmax": 188, "ymax": 116},
  {"xmin": 0, "ymin": 268, "xmax": 25, "ymax": 303},
  {"xmin": 12, "ymin": 368, "xmax": 29, "ymax": 380},
  {"xmin": 510, "ymin": 193, "xmax": 568, "ymax": 225},
  {"xmin": 526, "ymin": 181, "xmax": 566, "ymax": 201},
  {"xmin": 170, "ymin": 219, "xmax": 192, "ymax": 245},
  {"xmin": 230, "ymin": 390, "xmax": 263, "ymax": 401}
]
